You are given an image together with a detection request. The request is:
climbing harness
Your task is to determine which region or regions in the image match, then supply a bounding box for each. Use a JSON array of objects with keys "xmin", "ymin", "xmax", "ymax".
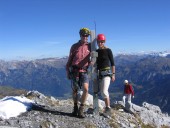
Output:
[
  {"xmin": 69, "ymin": 66, "xmax": 88, "ymax": 91},
  {"xmin": 98, "ymin": 69, "xmax": 113, "ymax": 79}
]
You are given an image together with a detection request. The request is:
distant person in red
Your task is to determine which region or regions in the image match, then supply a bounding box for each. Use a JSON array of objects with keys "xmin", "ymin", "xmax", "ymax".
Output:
[{"xmin": 122, "ymin": 80, "xmax": 134, "ymax": 107}]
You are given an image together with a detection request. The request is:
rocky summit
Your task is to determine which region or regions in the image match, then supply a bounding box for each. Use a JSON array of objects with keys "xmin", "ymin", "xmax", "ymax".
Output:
[{"xmin": 0, "ymin": 91, "xmax": 170, "ymax": 128}]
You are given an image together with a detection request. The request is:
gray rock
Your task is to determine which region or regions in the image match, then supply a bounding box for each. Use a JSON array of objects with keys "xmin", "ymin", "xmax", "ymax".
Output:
[
  {"xmin": 115, "ymin": 100, "xmax": 170, "ymax": 128},
  {"xmin": 0, "ymin": 91, "xmax": 170, "ymax": 128}
]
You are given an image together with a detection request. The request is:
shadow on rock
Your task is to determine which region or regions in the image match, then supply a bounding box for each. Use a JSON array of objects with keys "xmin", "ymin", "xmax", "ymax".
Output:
[{"xmin": 31, "ymin": 103, "xmax": 73, "ymax": 117}]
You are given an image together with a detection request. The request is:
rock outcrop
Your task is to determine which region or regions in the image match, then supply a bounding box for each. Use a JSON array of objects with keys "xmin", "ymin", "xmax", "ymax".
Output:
[{"xmin": 0, "ymin": 91, "xmax": 169, "ymax": 128}]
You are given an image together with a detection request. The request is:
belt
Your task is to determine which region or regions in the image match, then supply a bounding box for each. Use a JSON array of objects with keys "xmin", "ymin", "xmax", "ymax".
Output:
[
  {"xmin": 99, "ymin": 67, "xmax": 110, "ymax": 71},
  {"xmin": 72, "ymin": 65, "xmax": 88, "ymax": 71}
]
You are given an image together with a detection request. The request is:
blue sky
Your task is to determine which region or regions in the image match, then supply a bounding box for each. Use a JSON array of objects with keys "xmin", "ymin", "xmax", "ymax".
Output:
[{"xmin": 0, "ymin": 0, "xmax": 170, "ymax": 60}]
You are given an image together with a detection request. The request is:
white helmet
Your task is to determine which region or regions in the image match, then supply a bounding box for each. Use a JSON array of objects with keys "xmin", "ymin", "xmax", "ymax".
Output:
[{"xmin": 124, "ymin": 80, "xmax": 128, "ymax": 84}]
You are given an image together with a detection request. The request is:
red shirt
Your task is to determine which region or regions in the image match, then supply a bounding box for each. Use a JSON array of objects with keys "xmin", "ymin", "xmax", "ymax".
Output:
[
  {"xmin": 124, "ymin": 84, "xmax": 134, "ymax": 96},
  {"xmin": 66, "ymin": 40, "xmax": 90, "ymax": 73}
]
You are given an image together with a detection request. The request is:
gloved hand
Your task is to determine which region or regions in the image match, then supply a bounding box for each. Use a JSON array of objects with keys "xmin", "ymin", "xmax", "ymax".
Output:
[{"xmin": 132, "ymin": 96, "xmax": 134, "ymax": 98}]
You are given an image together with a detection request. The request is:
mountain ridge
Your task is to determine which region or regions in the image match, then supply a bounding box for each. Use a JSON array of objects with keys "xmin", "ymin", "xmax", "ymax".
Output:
[{"xmin": 0, "ymin": 51, "xmax": 170, "ymax": 114}]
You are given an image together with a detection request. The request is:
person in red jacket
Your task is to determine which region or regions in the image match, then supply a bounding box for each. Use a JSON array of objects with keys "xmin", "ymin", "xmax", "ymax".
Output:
[{"xmin": 122, "ymin": 80, "xmax": 134, "ymax": 107}]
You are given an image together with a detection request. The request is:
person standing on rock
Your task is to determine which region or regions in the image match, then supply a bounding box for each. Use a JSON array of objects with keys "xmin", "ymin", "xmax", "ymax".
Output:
[
  {"xmin": 96, "ymin": 34, "xmax": 115, "ymax": 117},
  {"xmin": 66, "ymin": 28, "xmax": 91, "ymax": 118},
  {"xmin": 122, "ymin": 80, "xmax": 134, "ymax": 107}
]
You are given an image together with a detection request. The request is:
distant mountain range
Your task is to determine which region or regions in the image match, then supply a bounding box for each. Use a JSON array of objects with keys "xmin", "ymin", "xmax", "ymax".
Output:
[
  {"xmin": 0, "ymin": 51, "xmax": 170, "ymax": 113},
  {"xmin": 112, "ymin": 51, "xmax": 170, "ymax": 113},
  {"xmin": 0, "ymin": 57, "xmax": 69, "ymax": 97}
]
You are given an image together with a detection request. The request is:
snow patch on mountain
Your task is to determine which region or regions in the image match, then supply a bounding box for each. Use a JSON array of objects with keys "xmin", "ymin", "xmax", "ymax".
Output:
[
  {"xmin": 116, "ymin": 50, "xmax": 170, "ymax": 57},
  {"xmin": 0, "ymin": 96, "xmax": 34, "ymax": 119}
]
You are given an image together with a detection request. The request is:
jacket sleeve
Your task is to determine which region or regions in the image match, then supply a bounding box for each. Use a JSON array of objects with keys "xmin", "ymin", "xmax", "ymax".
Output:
[
  {"xmin": 108, "ymin": 48, "xmax": 115, "ymax": 66},
  {"xmin": 66, "ymin": 45, "xmax": 74, "ymax": 74}
]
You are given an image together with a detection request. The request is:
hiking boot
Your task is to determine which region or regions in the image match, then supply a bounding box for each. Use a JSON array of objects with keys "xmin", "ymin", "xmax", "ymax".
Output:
[
  {"xmin": 102, "ymin": 107, "xmax": 111, "ymax": 118},
  {"xmin": 72, "ymin": 106, "xmax": 78, "ymax": 116},
  {"xmin": 78, "ymin": 106, "xmax": 85, "ymax": 118}
]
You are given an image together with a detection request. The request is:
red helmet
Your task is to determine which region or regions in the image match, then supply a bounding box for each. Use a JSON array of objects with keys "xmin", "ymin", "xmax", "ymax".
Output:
[{"xmin": 97, "ymin": 34, "xmax": 106, "ymax": 41}]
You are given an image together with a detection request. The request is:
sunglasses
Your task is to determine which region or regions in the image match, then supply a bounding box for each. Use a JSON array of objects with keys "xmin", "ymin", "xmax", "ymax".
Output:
[
  {"xmin": 81, "ymin": 34, "xmax": 89, "ymax": 37},
  {"xmin": 97, "ymin": 40, "xmax": 105, "ymax": 43}
]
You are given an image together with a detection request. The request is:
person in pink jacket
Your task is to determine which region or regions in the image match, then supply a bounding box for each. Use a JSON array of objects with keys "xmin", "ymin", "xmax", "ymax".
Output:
[
  {"xmin": 66, "ymin": 28, "xmax": 91, "ymax": 118},
  {"xmin": 122, "ymin": 80, "xmax": 134, "ymax": 107}
]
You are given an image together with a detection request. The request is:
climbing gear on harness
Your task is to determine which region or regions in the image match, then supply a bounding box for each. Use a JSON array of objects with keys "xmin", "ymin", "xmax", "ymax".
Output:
[
  {"xmin": 98, "ymin": 69, "xmax": 113, "ymax": 79},
  {"xmin": 69, "ymin": 66, "xmax": 80, "ymax": 90},
  {"xmin": 69, "ymin": 66, "xmax": 88, "ymax": 90}
]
